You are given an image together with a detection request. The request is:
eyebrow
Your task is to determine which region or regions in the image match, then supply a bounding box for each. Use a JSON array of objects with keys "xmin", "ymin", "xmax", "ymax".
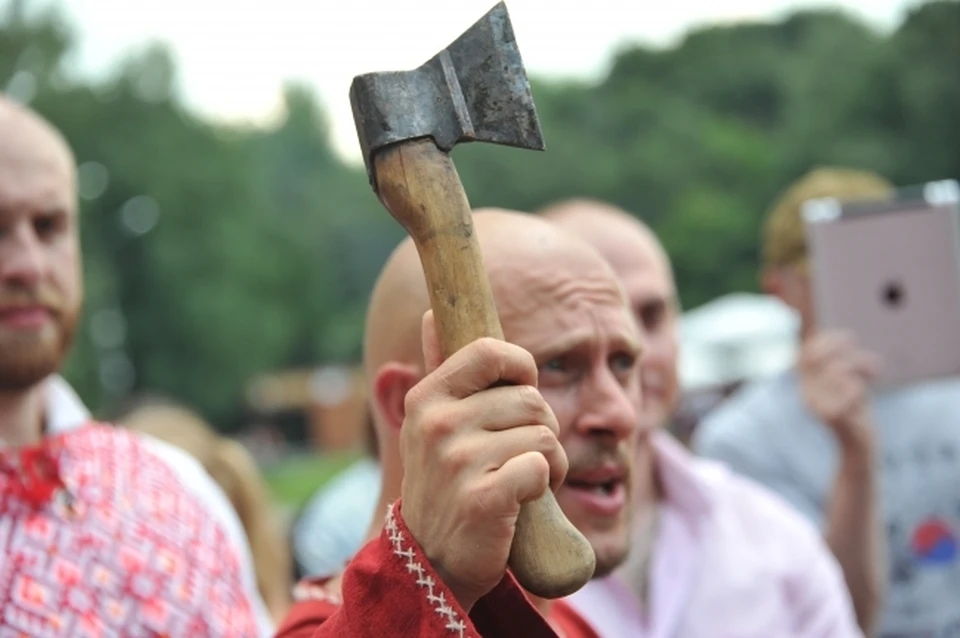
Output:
[
  {"xmin": 636, "ymin": 293, "xmax": 680, "ymax": 313},
  {"xmin": 534, "ymin": 329, "xmax": 643, "ymax": 363},
  {"xmin": 0, "ymin": 201, "xmax": 71, "ymax": 218}
]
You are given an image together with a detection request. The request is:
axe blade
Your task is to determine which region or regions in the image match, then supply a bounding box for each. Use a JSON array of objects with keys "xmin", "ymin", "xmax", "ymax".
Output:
[{"xmin": 350, "ymin": 1, "xmax": 545, "ymax": 190}]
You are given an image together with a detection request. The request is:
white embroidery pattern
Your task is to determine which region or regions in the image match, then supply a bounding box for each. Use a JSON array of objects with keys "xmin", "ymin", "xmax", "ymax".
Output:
[{"xmin": 385, "ymin": 503, "xmax": 468, "ymax": 637}]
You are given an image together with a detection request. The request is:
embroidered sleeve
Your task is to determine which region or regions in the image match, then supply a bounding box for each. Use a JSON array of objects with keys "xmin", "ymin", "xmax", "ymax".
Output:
[{"xmin": 276, "ymin": 500, "xmax": 560, "ymax": 638}]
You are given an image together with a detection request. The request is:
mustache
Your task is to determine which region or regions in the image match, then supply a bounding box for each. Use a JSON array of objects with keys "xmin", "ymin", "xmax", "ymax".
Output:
[
  {"xmin": 0, "ymin": 286, "xmax": 64, "ymax": 312},
  {"xmin": 566, "ymin": 442, "xmax": 632, "ymax": 477}
]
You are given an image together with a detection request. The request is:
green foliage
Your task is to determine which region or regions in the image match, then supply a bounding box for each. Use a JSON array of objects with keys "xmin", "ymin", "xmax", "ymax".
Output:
[{"xmin": 3, "ymin": 1, "xmax": 956, "ymax": 432}]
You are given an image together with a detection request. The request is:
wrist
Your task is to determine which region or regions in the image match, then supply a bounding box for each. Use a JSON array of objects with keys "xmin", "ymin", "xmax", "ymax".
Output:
[
  {"xmin": 829, "ymin": 410, "xmax": 875, "ymax": 454},
  {"xmin": 837, "ymin": 434, "xmax": 875, "ymax": 476},
  {"xmin": 433, "ymin": 564, "xmax": 479, "ymax": 613}
]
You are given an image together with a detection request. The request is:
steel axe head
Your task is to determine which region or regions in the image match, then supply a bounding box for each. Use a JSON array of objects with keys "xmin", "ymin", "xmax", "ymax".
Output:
[{"xmin": 349, "ymin": 1, "xmax": 545, "ymax": 191}]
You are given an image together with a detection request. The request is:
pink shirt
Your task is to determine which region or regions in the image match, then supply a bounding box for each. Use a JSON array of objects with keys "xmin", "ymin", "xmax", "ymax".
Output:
[{"xmin": 565, "ymin": 433, "xmax": 862, "ymax": 638}]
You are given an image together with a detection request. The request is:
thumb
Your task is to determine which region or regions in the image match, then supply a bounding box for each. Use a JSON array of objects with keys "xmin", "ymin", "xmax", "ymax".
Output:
[{"xmin": 421, "ymin": 309, "xmax": 444, "ymax": 375}]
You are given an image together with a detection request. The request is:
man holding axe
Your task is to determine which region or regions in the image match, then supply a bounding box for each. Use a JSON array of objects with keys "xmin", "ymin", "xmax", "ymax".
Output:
[
  {"xmin": 276, "ymin": 4, "xmax": 644, "ymax": 635},
  {"xmin": 278, "ymin": 207, "xmax": 639, "ymax": 637}
]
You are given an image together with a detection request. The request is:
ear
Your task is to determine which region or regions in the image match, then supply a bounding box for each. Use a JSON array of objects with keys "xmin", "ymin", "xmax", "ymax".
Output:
[{"xmin": 372, "ymin": 362, "xmax": 421, "ymax": 434}]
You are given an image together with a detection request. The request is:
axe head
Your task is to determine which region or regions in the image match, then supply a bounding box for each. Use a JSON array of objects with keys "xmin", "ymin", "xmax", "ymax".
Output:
[{"xmin": 350, "ymin": 1, "xmax": 544, "ymax": 191}]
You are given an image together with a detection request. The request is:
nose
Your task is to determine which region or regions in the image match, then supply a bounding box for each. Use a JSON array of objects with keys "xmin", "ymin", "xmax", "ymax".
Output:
[
  {"xmin": 574, "ymin": 366, "xmax": 641, "ymax": 442},
  {"xmin": 0, "ymin": 222, "xmax": 45, "ymax": 286}
]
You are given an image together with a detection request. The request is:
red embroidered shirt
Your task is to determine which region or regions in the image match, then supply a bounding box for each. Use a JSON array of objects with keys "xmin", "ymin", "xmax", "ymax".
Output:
[
  {"xmin": 0, "ymin": 423, "xmax": 260, "ymax": 637},
  {"xmin": 276, "ymin": 500, "xmax": 599, "ymax": 638}
]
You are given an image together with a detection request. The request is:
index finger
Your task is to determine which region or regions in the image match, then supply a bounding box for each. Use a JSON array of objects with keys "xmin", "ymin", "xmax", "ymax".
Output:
[{"xmin": 424, "ymin": 336, "xmax": 539, "ymax": 401}]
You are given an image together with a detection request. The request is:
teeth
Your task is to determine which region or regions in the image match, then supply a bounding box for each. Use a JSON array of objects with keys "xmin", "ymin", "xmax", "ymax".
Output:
[
  {"xmin": 568, "ymin": 480, "xmax": 619, "ymax": 495},
  {"xmin": 587, "ymin": 483, "xmax": 615, "ymax": 495}
]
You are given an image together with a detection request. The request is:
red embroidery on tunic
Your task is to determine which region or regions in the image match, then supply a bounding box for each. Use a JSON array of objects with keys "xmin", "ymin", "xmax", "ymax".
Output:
[{"xmin": 0, "ymin": 424, "xmax": 258, "ymax": 637}]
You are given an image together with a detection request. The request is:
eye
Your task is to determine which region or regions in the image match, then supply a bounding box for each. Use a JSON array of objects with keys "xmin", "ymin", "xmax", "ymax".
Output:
[
  {"xmin": 636, "ymin": 299, "xmax": 672, "ymax": 333},
  {"xmin": 610, "ymin": 352, "xmax": 637, "ymax": 373},
  {"xmin": 539, "ymin": 356, "xmax": 581, "ymax": 385},
  {"xmin": 34, "ymin": 212, "xmax": 65, "ymax": 240},
  {"xmin": 542, "ymin": 358, "xmax": 567, "ymax": 373}
]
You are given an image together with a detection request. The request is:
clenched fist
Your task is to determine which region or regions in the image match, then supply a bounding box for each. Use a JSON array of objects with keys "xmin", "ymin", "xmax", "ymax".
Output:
[
  {"xmin": 399, "ymin": 310, "xmax": 568, "ymax": 611},
  {"xmin": 798, "ymin": 331, "xmax": 882, "ymax": 451}
]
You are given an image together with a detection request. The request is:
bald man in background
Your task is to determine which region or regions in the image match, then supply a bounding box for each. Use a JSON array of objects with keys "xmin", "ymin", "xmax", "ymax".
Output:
[
  {"xmin": 543, "ymin": 199, "xmax": 862, "ymax": 637},
  {"xmin": 277, "ymin": 209, "xmax": 644, "ymax": 637},
  {"xmin": 0, "ymin": 96, "xmax": 272, "ymax": 635}
]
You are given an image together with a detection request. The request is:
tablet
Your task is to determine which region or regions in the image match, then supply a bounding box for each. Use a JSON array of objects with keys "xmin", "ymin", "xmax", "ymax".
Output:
[{"xmin": 802, "ymin": 179, "xmax": 960, "ymax": 389}]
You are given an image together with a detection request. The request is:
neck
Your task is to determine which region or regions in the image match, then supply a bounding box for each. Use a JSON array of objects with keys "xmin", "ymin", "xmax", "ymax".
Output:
[
  {"xmin": 363, "ymin": 458, "xmax": 404, "ymax": 544},
  {"xmin": 364, "ymin": 494, "xmax": 394, "ymax": 545},
  {"xmin": 0, "ymin": 384, "xmax": 46, "ymax": 447}
]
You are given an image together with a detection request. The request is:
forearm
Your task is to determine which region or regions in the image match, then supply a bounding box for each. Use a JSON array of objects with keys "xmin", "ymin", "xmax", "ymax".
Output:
[{"xmin": 824, "ymin": 445, "xmax": 885, "ymax": 636}]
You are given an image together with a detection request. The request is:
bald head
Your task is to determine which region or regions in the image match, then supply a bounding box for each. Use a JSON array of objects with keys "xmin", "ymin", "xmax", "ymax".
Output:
[
  {"xmin": 363, "ymin": 207, "xmax": 623, "ymax": 380},
  {"xmin": 539, "ymin": 199, "xmax": 672, "ymax": 284},
  {"xmin": 0, "ymin": 96, "xmax": 76, "ymax": 197}
]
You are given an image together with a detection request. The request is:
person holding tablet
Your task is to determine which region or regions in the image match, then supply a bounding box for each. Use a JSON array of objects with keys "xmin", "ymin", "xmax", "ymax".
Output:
[{"xmin": 694, "ymin": 166, "xmax": 960, "ymax": 637}]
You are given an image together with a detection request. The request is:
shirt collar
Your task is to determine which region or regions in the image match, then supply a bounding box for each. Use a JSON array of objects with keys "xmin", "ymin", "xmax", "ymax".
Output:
[
  {"xmin": 44, "ymin": 375, "xmax": 91, "ymax": 436},
  {"xmin": 652, "ymin": 431, "xmax": 713, "ymax": 520}
]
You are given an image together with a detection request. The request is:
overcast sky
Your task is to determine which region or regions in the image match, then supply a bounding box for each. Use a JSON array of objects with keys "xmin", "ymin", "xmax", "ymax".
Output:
[{"xmin": 15, "ymin": 0, "xmax": 919, "ymax": 163}]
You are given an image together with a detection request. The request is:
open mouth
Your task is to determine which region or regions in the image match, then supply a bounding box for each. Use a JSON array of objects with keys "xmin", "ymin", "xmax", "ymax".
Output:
[
  {"xmin": 562, "ymin": 467, "xmax": 628, "ymax": 516},
  {"xmin": 565, "ymin": 478, "xmax": 620, "ymax": 496}
]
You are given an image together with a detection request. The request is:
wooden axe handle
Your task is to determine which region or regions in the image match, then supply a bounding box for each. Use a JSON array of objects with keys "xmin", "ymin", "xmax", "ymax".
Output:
[{"xmin": 373, "ymin": 137, "xmax": 596, "ymax": 599}]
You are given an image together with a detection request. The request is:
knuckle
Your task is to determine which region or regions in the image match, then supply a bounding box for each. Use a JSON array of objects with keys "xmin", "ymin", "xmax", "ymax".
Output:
[
  {"xmin": 443, "ymin": 443, "xmax": 473, "ymax": 475},
  {"xmin": 532, "ymin": 423, "xmax": 558, "ymax": 450},
  {"xmin": 474, "ymin": 337, "xmax": 504, "ymax": 366},
  {"xmin": 403, "ymin": 383, "xmax": 428, "ymax": 420},
  {"xmin": 516, "ymin": 384, "xmax": 546, "ymax": 418},
  {"xmin": 414, "ymin": 404, "xmax": 457, "ymax": 444},
  {"xmin": 427, "ymin": 409, "xmax": 458, "ymax": 442},
  {"xmin": 518, "ymin": 347, "xmax": 537, "ymax": 374},
  {"xmin": 530, "ymin": 453, "xmax": 551, "ymax": 489}
]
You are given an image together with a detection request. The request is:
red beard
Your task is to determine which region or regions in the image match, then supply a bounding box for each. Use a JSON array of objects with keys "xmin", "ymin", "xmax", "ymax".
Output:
[{"xmin": 0, "ymin": 286, "xmax": 78, "ymax": 391}]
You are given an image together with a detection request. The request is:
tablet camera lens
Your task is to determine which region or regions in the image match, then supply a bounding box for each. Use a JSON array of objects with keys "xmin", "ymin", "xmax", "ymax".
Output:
[{"xmin": 882, "ymin": 281, "xmax": 905, "ymax": 308}]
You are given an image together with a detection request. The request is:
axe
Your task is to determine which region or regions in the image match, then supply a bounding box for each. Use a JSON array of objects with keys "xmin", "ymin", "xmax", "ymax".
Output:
[{"xmin": 349, "ymin": 1, "xmax": 596, "ymax": 599}]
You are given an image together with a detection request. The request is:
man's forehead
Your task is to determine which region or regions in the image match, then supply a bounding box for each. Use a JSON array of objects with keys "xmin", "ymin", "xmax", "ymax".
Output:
[
  {"xmin": 0, "ymin": 157, "xmax": 75, "ymax": 213},
  {"xmin": 0, "ymin": 114, "xmax": 76, "ymax": 213},
  {"xmin": 508, "ymin": 301, "xmax": 641, "ymax": 360},
  {"xmin": 619, "ymin": 262, "xmax": 675, "ymax": 305},
  {"xmin": 591, "ymin": 224, "xmax": 675, "ymax": 306},
  {"xmin": 498, "ymin": 263, "xmax": 640, "ymax": 353},
  {"xmin": 0, "ymin": 102, "xmax": 75, "ymax": 174}
]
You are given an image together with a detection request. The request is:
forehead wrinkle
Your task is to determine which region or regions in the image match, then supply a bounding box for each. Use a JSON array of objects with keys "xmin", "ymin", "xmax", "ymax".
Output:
[
  {"xmin": 494, "ymin": 262, "xmax": 642, "ymax": 363},
  {"xmin": 493, "ymin": 260, "xmax": 626, "ymax": 324}
]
